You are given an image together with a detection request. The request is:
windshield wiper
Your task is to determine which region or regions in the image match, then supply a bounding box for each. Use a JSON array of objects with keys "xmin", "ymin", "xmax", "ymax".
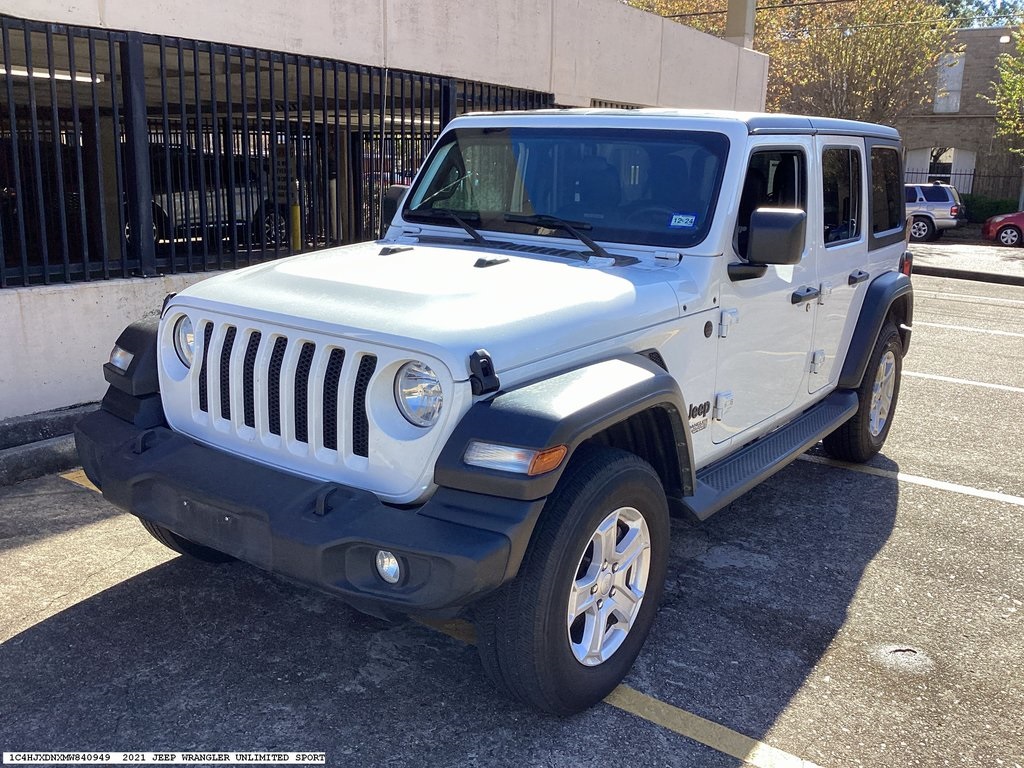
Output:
[
  {"xmin": 503, "ymin": 213, "xmax": 638, "ymax": 266},
  {"xmin": 408, "ymin": 207, "xmax": 486, "ymax": 243}
]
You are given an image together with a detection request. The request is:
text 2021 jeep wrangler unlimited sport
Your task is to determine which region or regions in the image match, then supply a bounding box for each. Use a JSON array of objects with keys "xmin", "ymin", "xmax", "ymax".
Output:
[{"xmin": 76, "ymin": 109, "xmax": 913, "ymax": 714}]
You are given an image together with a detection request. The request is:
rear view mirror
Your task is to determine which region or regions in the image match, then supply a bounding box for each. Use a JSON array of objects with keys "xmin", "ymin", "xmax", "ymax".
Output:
[
  {"xmin": 747, "ymin": 208, "xmax": 806, "ymax": 265},
  {"xmin": 381, "ymin": 184, "xmax": 409, "ymax": 238}
]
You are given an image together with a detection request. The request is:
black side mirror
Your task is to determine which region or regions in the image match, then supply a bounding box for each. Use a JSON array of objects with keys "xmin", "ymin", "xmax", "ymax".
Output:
[
  {"xmin": 381, "ymin": 184, "xmax": 409, "ymax": 238},
  {"xmin": 746, "ymin": 208, "xmax": 806, "ymax": 265}
]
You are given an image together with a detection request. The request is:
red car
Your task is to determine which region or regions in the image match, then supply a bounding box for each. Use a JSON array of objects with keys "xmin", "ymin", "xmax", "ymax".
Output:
[{"xmin": 982, "ymin": 211, "xmax": 1024, "ymax": 246}]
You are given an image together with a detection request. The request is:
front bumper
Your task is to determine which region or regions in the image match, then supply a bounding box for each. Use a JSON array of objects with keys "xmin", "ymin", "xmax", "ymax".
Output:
[{"xmin": 75, "ymin": 408, "xmax": 545, "ymax": 618}]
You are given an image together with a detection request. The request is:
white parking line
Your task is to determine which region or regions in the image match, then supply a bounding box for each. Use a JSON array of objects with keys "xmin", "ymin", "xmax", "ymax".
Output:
[
  {"xmin": 915, "ymin": 321, "xmax": 1024, "ymax": 339},
  {"xmin": 903, "ymin": 371, "xmax": 1024, "ymax": 394},
  {"xmin": 915, "ymin": 289, "xmax": 1024, "ymax": 309},
  {"xmin": 798, "ymin": 455, "xmax": 1024, "ymax": 507}
]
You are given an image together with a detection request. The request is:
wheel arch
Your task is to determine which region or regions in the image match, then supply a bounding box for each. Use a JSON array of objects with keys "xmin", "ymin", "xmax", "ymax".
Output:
[
  {"xmin": 837, "ymin": 271, "xmax": 913, "ymax": 390},
  {"xmin": 433, "ymin": 354, "xmax": 696, "ymax": 507}
]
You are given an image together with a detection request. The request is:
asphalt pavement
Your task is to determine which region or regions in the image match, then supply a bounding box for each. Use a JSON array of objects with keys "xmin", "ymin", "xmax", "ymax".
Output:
[{"xmin": 1, "ymin": 272, "xmax": 1022, "ymax": 768}]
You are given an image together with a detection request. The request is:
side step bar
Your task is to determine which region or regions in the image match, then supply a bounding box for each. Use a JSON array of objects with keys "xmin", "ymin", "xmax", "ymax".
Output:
[{"xmin": 683, "ymin": 390, "xmax": 859, "ymax": 521}]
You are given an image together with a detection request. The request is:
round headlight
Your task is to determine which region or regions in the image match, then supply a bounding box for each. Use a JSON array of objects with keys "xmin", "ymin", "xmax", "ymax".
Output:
[
  {"xmin": 394, "ymin": 361, "xmax": 443, "ymax": 427},
  {"xmin": 173, "ymin": 315, "xmax": 195, "ymax": 368}
]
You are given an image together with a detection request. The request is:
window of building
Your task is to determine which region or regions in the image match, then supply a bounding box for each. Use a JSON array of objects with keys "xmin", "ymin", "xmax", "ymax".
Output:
[
  {"xmin": 934, "ymin": 52, "xmax": 964, "ymax": 114},
  {"xmin": 870, "ymin": 147, "xmax": 903, "ymax": 234},
  {"xmin": 822, "ymin": 147, "xmax": 861, "ymax": 245}
]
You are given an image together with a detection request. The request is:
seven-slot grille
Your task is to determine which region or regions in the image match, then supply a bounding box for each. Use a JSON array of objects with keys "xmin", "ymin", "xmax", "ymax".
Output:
[{"xmin": 195, "ymin": 320, "xmax": 377, "ymax": 458}]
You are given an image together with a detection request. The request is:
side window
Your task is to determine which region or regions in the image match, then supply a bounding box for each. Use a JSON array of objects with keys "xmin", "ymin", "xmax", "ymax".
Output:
[
  {"xmin": 822, "ymin": 147, "xmax": 862, "ymax": 246},
  {"xmin": 735, "ymin": 148, "xmax": 806, "ymax": 256},
  {"xmin": 905, "ymin": 186, "xmax": 918, "ymax": 204},
  {"xmin": 870, "ymin": 147, "xmax": 903, "ymax": 234},
  {"xmin": 921, "ymin": 185, "xmax": 949, "ymax": 203}
]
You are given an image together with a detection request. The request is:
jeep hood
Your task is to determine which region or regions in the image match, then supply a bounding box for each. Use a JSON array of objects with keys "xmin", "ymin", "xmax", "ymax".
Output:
[{"xmin": 174, "ymin": 241, "xmax": 684, "ymax": 379}]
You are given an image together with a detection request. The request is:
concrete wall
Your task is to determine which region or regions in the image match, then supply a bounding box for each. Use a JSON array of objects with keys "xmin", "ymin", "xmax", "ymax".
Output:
[
  {"xmin": 0, "ymin": 274, "xmax": 220, "ymax": 420},
  {"xmin": 3, "ymin": 0, "xmax": 768, "ymax": 110}
]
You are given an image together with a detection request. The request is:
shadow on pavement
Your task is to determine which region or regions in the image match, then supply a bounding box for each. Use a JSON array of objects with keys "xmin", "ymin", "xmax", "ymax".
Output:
[{"xmin": 0, "ymin": 458, "xmax": 898, "ymax": 766}]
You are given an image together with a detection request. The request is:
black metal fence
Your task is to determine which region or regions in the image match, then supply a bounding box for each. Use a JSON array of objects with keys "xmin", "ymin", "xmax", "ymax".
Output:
[
  {"xmin": 905, "ymin": 167, "xmax": 1020, "ymax": 200},
  {"xmin": 0, "ymin": 14, "xmax": 553, "ymax": 288}
]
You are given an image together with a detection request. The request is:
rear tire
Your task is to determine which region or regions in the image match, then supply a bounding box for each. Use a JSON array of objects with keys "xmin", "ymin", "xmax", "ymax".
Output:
[
  {"xmin": 823, "ymin": 322, "xmax": 903, "ymax": 463},
  {"xmin": 474, "ymin": 446, "xmax": 669, "ymax": 715},
  {"xmin": 140, "ymin": 519, "xmax": 234, "ymax": 563}
]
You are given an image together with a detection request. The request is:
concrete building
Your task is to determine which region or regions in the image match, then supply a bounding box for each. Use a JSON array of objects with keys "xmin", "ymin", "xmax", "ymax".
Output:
[
  {"xmin": 898, "ymin": 26, "xmax": 1021, "ymax": 202},
  {"xmin": 0, "ymin": 0, "xmax": 766, "ymax": 422}
]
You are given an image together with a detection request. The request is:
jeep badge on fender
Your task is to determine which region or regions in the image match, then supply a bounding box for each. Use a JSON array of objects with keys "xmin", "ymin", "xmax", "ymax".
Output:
[{"xmin": 76, "ymin": 109, "xmax": 912, "ymax": 715}]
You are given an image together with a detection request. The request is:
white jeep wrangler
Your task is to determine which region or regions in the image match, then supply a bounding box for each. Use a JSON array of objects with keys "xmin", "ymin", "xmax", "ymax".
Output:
[{"xmin": 76, "ymin": 109, "xmax": 913, "ymax": 715}]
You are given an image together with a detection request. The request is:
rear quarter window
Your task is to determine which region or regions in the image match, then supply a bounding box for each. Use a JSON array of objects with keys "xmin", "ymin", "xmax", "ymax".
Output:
[
  {"xmin": 921, "ymin": 185, "xmax": 950, "ymax": 203},
  {"xmin": 870, "ymin": 147, "xmax": 903, "ymax": 235}
]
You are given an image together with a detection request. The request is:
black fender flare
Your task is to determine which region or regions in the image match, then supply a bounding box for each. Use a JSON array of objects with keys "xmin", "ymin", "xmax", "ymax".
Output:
[
  {"xmin": 838, "ymin": 271, "xmax": 913, "ymax": 390},
  {"xmin": 100, "ymin": 317, "xmax": 166, "ymax": 430},
  {"xmin": 433, "ymin": 354, "xmax": 696, "ymax": 504}
]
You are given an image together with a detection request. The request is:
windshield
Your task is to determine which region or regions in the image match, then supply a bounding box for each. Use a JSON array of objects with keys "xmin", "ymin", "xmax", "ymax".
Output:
[{"xmin": 403, "ymin": 127, "xmax": 730, "ymax": 249}]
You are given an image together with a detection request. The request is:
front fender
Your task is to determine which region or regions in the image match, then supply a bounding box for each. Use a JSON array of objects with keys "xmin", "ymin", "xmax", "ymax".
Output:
[{"xmin": 433, "ymin": 355, "xmax": 695, "ymax": 503}]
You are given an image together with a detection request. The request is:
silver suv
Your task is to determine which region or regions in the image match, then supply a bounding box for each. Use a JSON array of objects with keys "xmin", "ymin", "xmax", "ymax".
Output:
[{"xmin": 905, "ymin": 182, "xmax": 966, "ymax": 241}]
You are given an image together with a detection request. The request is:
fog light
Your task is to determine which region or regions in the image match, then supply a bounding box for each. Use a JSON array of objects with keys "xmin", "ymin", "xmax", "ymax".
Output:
[{"xmin": 375, "ymin": 550, "xmax": 401, "ymax": 584}]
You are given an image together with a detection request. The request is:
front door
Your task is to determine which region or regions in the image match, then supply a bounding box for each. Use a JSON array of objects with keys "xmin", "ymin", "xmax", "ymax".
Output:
[{"xmin": 712, "ymin": 138, "xmax": 817, "ymax": 444}]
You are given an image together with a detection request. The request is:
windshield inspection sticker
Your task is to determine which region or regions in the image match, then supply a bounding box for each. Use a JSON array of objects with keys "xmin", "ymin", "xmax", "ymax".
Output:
[{"xmin": 669, "ymin": 213, "xmax": 697, "ymax": 228}]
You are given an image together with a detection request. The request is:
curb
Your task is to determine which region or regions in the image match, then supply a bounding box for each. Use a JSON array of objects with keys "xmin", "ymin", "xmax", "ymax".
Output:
[
  {"xmin": 0, "ymin": 434, "xmax": 81, "ymax": 486},
  {"xmin": 913, "ymin": 265, "xmax": 1024, "ymax": 287},
  {"xmin": 0, "ymin": 403, "xmax": 99, "ymax": 451},
  {"xmin": 0, "ymin": 403, "xmax": 99, "ymax": 486}
]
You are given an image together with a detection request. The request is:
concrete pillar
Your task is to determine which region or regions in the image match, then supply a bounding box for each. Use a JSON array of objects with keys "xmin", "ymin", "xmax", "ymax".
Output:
[{"xmin": 725, "ymin": 0, "xmax": 756, "ymax": 49}]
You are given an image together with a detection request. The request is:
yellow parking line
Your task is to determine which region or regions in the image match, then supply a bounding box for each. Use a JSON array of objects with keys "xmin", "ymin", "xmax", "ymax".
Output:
[
  {"xmin": 416, "ymin": 618, "xmax": 818, "ymax": 767},
  {"xmin": 60, "ymin": 468, "xmax": 99, "ymax": 493},
  {"xmin": 605, "ymin": 685, "xmax": 821, "ymax": 768},
  {"xmin": 415, "ymin": 617, "xmax": 477, "ymax": 645}
]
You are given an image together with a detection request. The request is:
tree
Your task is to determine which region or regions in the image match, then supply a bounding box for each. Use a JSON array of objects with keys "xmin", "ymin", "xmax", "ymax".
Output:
[
  {"xmin": 936, "ymin": 0, "xmax": 1023, "ymax": 26},
  {"xmin": 626, "ymin": 0, "xmax": 959, "ymax": 122},
  {"xmin": 989, "ymin": 29, "xmax": 1024, "ymax": 154}
]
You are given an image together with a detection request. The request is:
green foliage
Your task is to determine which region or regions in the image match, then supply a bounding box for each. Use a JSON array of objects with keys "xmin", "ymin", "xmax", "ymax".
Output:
[
  {"xmin": 989, "ymin": 29, "xmax": 1024, "ymax": 154},
  {"xmin": 626, "ymin": 0, "xmax": 959, "ymax": 122},
  {"xmin": 936, "ymin": 0, "xmax": 1023, "ymax": 26},
  {"xmin": 961, "ymin": 193, "xmax": 1019, "ymax": 221}
]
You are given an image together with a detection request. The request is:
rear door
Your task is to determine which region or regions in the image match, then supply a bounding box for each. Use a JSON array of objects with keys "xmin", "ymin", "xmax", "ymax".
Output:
[{"xmin": 808, "ymin": 137, "xmax": 869, "ymax": 393}]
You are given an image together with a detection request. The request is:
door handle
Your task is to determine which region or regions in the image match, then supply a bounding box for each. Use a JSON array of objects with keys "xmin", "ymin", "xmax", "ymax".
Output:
[
  {"xmin": 791, "ymin": 286, "xmax": 820, "ymax": 304},
  {"xmin": 848, "ymin": 269, "xmax": 869, "ymax": 285}
]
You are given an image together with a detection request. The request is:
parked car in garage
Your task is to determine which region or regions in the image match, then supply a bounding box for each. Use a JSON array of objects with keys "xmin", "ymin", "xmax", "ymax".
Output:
[
  {"xmin": 982, "ymin": 210, "xmax": 1024, "ymax": 247},
  {"xmin": 141, "ymin": 145, "xmax": 283, "ymax": 249},
  {"xmin": 905, "ymin": 181, "xmax": 967, "ymax": 242}
]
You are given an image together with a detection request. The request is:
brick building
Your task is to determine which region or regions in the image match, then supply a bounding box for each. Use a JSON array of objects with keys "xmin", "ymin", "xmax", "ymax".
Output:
[{"xmin": 897, "ymin": 26, "xmax": 1022, "ymax": 203}]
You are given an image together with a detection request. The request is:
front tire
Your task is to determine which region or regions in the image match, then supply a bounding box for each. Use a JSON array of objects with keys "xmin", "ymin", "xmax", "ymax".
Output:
[
  {"xmin": 997, "ymin": 225, "xmax": 1021, "ymax": 247},
  {"xmin": 823, "ymin": 322, "xmax": 903, "ymax": 463},
  {"xmin": 474, "ymin": 446, "xmax": 669, "ymax": 715},
  {"xmin": 140, "ymin": 519, "xmax": 234, "ymax": 563},
  {"xmin": 910, "ymin": 216, "xmax": 935, "ymax": 242}
]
